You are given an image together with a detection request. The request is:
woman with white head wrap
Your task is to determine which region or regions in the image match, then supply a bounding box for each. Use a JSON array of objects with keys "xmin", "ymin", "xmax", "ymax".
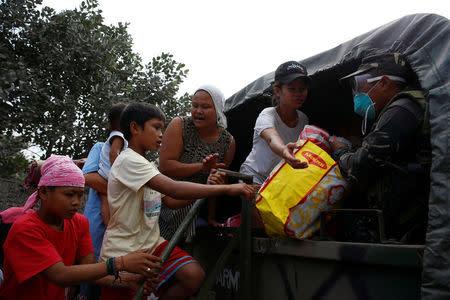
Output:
[
  {"xmin": 196, "ymin": 85, "xmax": 228, "ymax": 129},
  {"xmin": 158, "ymin": 85, "xmax": 236, "ymax": 239}
]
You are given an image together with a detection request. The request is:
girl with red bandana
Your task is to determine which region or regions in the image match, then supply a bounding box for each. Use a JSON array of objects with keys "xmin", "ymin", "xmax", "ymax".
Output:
[{"xmin": 0, "ymin": 155, "xmax": 161, "ymax": 300}]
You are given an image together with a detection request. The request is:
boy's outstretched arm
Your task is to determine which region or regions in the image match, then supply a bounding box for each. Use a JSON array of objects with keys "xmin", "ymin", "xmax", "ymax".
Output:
[
  {"xmin": 147, "ymin": 174, "xmax": 255, "ymax": 201},
  {"xmin": 163, "ymin": 196, "xmax": 195, "ymax": 209},
  {"xmin": 43, "ymin": 250, "xmax": 162, "ymax": 287},
  {"xmin": 71, "ymin": 253, "xmax": 159, "ymax": 291},
  {"xmin": 85, "ymin": 252, "xmax": 159, "ymax": 293}
]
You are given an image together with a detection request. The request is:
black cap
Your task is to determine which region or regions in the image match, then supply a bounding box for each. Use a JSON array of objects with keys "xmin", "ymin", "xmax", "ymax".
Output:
[
  {"xmin": 275, "ymin": 61, "xmax": 308, "ymax": 84},
  {"xmin": 340, "ymin": 53, "xmax": 413, "ymax": 81}
]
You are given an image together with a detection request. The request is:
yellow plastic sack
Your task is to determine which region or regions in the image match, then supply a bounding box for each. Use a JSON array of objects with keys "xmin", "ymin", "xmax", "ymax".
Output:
[{"xmin": 256, "ymin": 140, "xmax": 348, "ymax": 239}]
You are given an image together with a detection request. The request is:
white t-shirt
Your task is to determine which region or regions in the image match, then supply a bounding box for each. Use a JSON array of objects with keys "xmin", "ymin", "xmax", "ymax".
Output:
[
  {"xmin": 239, "ymin": 107, "xmax": 308, "ymax": 185},
  {"xmin": 99, "ymin": 148, "xmax": 165, "ymax": 261},
  {"xmin": 98, "ymin": 130, "xmax": 128, "ymax": 180}
]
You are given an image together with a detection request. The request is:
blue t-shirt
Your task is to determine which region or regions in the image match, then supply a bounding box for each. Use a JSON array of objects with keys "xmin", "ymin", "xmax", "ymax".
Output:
[{"xmin": 82, "ymin": 142, "xmax": 105, "ymax": 261}]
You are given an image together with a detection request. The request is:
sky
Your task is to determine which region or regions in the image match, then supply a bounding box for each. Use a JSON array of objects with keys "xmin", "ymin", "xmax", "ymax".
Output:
[{"xmin": 41, "ymin": 0, "xmax": 449, "ymax": 99}]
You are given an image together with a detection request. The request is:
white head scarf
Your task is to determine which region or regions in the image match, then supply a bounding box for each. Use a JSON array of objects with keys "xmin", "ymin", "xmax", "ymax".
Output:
[{"xmin": 195, "ymin": 85, "xmax": 227, "ymax": 129}]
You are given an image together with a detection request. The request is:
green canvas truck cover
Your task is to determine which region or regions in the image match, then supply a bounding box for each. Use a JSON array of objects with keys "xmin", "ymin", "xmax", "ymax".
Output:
[{"xmin": 223, "ymin": 13, "xmax": 449, "ymax": 299}]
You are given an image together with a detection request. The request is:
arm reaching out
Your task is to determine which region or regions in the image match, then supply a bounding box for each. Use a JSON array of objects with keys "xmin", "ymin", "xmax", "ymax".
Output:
[
  {"xmin": 261, "ymin": 128, "xmax": 308, "ymax": 169},
  {"xmin": 163, "ymin": 196, "xmax": 195, "ymax": 209},
  {"xmin": 158, "ymin": 118, "xmax": 227, "ymax": 177},
  {"xmin": 43, "ymin": 249, "xmax": 162, "ymax": 287},
  {"xmin": 207, "ymin": 169, "xmax": 227, "ymax": 185},
  {"xmin": 149, "ymin": 173, "xmax": 255, "ymax": 202},
  {"xmin": 201, "ymin": 153, "xmax": 226, "ymax": 172},
  {"xmin": 158, "ymin": 118, "xmax": 202, "ymax": 178},
  {"xmin": 282, "ymin": 142, "xmax": 308, "ymax": 169}
]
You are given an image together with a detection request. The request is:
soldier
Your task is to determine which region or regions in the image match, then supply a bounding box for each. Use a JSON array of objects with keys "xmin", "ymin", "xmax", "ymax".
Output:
[{"xmin": 331, "ymin": 53, "xmax": 430, "ymax": 244}]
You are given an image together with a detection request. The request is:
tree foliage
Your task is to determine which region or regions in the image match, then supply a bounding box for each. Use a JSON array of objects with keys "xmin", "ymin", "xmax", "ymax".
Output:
[
  {"xmin": 0, "ymin": 0, "xmax": 191, "ymax": 169},
  {"xmin": 0, "ymin": 134, "xmax": 29, "ymax": 179}
]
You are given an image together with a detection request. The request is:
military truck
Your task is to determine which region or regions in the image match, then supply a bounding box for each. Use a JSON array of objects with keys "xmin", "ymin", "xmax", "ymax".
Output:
[{"xmin": 165, "ymin": 13, "xmax": 449, "ymax": 300}]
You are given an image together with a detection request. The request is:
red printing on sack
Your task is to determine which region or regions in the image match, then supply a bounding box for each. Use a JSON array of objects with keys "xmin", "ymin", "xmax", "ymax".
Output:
[{"xmin": 301, "ymin": 151, "xmax": 327, "ymax": 169}]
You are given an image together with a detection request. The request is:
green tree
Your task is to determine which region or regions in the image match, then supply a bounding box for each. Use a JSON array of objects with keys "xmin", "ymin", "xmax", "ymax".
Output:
[
  {"xmin": 0, "ymin": 0, "xmax": 191, "ymax": 171},
  {"xmin": 0, "ymin": 134, "xmax": 29, "ymax": 179},
  {"xmin": 132, "ymin": 53, "xmax": 191, "ymax": 123}
]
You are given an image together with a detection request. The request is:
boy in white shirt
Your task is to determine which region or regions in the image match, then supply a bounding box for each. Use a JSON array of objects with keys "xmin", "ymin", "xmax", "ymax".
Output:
[{"xmin": 100, "ymin": 102, "xmax": 255, "ymax": 300}]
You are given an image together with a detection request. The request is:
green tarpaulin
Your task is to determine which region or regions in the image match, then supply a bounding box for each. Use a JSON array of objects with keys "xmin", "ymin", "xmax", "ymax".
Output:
[{"xmin": 224, "ymin": 13, "xmax": 449, "ymax": 299}]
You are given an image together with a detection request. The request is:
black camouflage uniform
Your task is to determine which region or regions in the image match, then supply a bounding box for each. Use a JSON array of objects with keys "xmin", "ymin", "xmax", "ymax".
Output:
[{"xmin": 334, "ymin": 53, "xmax": 430, "ymax": 244}]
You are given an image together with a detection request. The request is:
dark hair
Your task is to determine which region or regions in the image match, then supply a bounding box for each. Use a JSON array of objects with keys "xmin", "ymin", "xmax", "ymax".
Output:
[
  {"xmin": 272, "ymin": 81, "xmax": 281, "ymax": 106},
  {"xmin": 107, "ymin": 102, "xmax": 127, "ymax": 135},
  {"xmin": 120, "ymin": 102, "xmax": 165, "ymax": 140}
]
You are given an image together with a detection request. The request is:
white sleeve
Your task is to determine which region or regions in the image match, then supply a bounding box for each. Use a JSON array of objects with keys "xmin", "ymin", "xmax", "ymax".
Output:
[
  {"xmin": 115, "ymin": 156, "xmax": 159, "ymax": 193},
  {"xmin": 107, "ymin": 131, "xmax": 128, "ymax": 150},
  {"xmin": 254, "ymin": 108, "xmax": 276, "ymax": 137}
]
